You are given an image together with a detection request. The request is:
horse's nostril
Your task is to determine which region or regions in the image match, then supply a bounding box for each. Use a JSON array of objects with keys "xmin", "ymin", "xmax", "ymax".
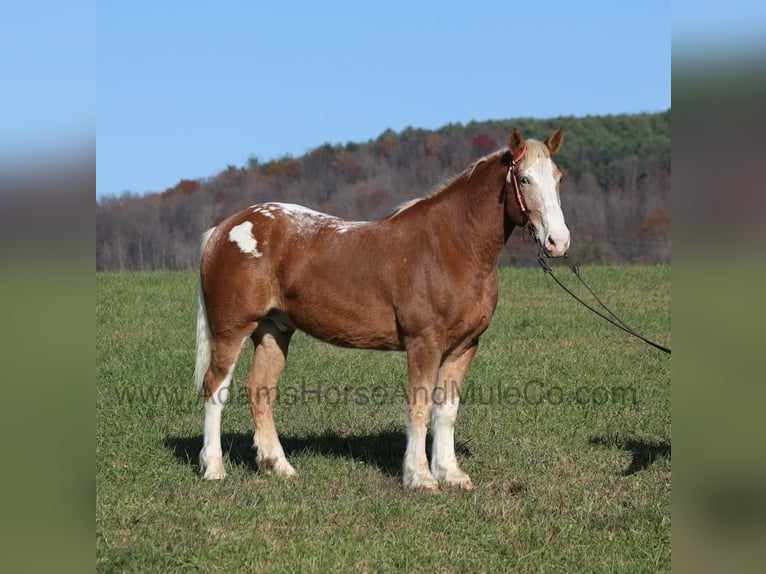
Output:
[{"xmin": 547, "ymin": 235, "xmax": 556, "ymax": 247}]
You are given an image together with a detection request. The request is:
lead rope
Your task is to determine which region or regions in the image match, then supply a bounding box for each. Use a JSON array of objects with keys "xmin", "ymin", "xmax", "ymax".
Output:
[{"xmin": 536, "ymin": 253, "xmax": 671, "ymax": 354}]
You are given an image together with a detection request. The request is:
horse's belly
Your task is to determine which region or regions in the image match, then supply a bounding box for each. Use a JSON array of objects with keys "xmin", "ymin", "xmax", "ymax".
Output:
[{"xmin": 284, "ymin": 296, "xmax": 402, "ymax": 350}]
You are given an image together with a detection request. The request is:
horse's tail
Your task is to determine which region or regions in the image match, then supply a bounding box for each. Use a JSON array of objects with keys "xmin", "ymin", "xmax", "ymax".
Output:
[{"xmin": 194, "ymin": 228, "xmax": 216, "ymax": 393}]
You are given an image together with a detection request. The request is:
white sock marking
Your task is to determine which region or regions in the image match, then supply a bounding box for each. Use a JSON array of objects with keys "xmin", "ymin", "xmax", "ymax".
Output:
[
  {"xmin": 431, "ymin": 397, "xmax": 461, "ymax": 478},
  {"xmin": 200, "ymin": 363, "xmax": 235, "ymax": 478}
]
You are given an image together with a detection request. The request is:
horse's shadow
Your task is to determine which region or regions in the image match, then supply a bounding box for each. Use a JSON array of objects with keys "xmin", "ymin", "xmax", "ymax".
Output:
[
  {"xmin": 588, "ymin": 435, "xmax": 671, "ymax": 476},
  {"xmin": 163, "ymin": 429, "xmax": 472, "ymax": 479}
]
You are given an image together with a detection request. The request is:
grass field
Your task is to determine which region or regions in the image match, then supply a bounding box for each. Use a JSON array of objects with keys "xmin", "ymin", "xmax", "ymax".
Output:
[{"xmin": 97, "ymin": 265, "xmax": 671, "ymax": 572}]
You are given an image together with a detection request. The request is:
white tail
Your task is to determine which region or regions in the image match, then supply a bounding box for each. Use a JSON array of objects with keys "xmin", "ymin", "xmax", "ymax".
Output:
[{"xmin": 194, "ymin": 228, "xmax": 216, "ymax": 392}]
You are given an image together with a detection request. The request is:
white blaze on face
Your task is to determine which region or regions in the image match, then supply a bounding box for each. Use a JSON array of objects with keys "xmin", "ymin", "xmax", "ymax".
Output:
[
  {"xmin": 228, "ymin": 221, "xmax": 262, "ymax": 257},
  {"xmin": 523, "ymin": 157, "xmax": 570, "ymax": 257}
]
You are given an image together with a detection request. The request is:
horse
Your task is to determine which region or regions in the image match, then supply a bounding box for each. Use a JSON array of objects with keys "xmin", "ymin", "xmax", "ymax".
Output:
[{"xmin": 194, "ymin": 127, "xmax": 569, "ymax": 489}]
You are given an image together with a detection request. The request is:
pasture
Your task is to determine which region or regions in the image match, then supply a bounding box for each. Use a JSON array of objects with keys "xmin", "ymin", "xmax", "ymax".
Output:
[{"xmin": 97, "ymin": 265, "xmax": 670, "ymax": 572}]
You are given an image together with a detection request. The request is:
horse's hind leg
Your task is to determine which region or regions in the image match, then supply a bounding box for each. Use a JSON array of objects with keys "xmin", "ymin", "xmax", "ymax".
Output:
[
  {"xmin": 199, "ymin": 331, "xmax": 251, "ymax": 480},
  {"xmin": 245, "ymin": 320, "xmax": 296, "ymax": 477}
]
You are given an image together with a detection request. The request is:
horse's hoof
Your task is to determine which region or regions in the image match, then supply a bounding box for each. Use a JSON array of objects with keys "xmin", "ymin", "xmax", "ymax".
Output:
[
  {"xmin": 441, "ymin": 469, "xmax": 474, "ymax": 490},
  {"xmin": 201, "ymin": 466, "xmax": 227, "ymax": 480},
  {"xmin": 259, "ymin": 457, "xmax": 297, "ymax": 478},
  {"xmin": 443, "ymin": 477, "xmax": 474, "ymax": 490},
  {"xmin": 403, "ymin": 472, "xmax": 439, "ymax": 491}
]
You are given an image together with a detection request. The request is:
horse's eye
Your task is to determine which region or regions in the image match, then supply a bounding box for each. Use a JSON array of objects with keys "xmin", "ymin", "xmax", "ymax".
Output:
[{"xmin": 519, "ymin": 176, "xmax": 529, "ymax": 185}]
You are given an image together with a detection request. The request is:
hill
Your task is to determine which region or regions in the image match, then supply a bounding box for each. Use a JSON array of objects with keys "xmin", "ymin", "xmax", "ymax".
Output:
[{"xmin": 96, "ymin": 111, "xmax": 670, "ymax": 270}]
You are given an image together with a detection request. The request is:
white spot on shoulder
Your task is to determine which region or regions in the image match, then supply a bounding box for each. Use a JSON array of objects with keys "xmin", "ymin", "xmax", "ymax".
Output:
[{"xmin": 228, "ymin": 221, "xmax": 262, "ymax": 257}]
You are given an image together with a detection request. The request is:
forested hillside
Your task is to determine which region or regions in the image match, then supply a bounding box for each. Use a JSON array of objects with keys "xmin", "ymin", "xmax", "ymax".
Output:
[{"xmin": 96, "ymin": 111, "xmax": 670, "ymax": 270}]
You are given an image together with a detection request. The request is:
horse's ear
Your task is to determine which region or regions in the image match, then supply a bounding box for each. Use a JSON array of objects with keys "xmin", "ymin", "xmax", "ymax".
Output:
[
  {"xmin": 544, "ymin": 127, "xmax": 563, "ymax": 156},
  {"xmin": 508, "ymin": 128, "xmax": 525, "ymax": 157}
]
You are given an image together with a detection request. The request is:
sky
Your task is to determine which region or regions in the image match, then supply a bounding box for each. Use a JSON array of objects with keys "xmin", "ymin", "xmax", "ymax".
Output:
[
  {"xmin": 2, "ymin": 2, "xmax": 765, "ymax": 199},
  {"xmin": 0, "ymin": 1, "xmax": 94, "ymax": 168},
  {"xmin": 91, "ymin": 0, "xmax": 676, "ymax": 198},
  {"xmin": 15, "ymin": 1, "xmax": 765, "ymax": 199}
]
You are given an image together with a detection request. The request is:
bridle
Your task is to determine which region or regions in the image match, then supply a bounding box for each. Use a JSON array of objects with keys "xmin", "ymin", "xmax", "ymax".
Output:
[
  {"xmin": 506, "ymin": 145, "xmax": 528, "ymax": 219},
  {"xmin": 505, "ymin": 145, "xmax": 539, "ymax": 243}
]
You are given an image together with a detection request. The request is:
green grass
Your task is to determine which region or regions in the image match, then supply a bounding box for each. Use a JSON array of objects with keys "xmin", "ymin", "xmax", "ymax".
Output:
[{"xmin": 97, "ymin": 265, "xmax": 671, "ymax": 572}]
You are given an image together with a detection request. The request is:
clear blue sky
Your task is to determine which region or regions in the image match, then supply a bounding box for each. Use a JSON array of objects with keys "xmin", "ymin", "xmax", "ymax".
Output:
[
  {"xmin": 0, "ymin": 1, "xmax": 94, "ymax": 168},
  {"xmin": 3, "ymin": 2, "xmax": 764, "ymax": 198},
  {"xmin": 94, "ymin": 0, "xmax": 674, "ymax": 198}
]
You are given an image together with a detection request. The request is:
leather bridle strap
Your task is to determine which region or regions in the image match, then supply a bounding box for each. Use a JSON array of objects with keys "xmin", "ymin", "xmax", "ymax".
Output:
[{"xmin": 506, "ymin": 146, "xmax": 528, "ymax": 216}]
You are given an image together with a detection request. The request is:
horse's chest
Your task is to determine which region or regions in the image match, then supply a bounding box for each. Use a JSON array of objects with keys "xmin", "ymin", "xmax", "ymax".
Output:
[
  {"xmin": 449, "ymin": 276, "xmax": 498, "ymax": 337},
  {"xmin": 474, "ymin": 284, "xmax": 499, "ymax": 329}
]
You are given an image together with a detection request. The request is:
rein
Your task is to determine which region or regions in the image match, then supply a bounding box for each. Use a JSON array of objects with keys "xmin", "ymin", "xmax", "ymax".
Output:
[
  {"xmin": 505, "ymin": 146, "xmax": 671, "ymax": 355},
  {"xmin": 536, "ymin": 253, "xmax": 671, "ymax": 354}
]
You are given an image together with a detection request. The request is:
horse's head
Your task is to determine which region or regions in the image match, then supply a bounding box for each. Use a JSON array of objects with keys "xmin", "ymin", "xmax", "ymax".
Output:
[{"xmin": 506, "ymin": 128, "xmax": 570, "ymax": 257}]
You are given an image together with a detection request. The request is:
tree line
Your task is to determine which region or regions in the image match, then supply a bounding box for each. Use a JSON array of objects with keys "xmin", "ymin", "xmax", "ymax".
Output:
[{"xmin": 96, "ymin": 111, "xmax": 670, "ymax": 270}]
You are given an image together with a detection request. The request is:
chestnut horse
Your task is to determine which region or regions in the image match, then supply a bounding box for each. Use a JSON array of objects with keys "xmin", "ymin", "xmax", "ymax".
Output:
[{"xmin": 194, "ymin": 128, "xmax": 569, "ymax": 489}]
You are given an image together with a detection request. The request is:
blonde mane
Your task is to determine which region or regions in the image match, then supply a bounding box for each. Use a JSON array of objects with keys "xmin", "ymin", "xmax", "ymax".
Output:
[{"xmin": 388, "ymin": 148, "xmax": 507, "ymax": 217}]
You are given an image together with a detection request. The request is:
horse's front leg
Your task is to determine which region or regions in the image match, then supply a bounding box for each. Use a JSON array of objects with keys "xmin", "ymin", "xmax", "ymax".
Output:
[
  {"xmin": 431, "ymin": 343, "xmax": 478, "ymax": 489},
  {"xmin": 403, "ymin": 337, "xmax": 441, "ymax": 490}
]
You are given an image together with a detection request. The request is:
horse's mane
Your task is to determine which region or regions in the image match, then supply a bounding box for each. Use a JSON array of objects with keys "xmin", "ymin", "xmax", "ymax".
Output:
[
  {"xmin": 387, "ymin": 149, "xmax": 507, "ymax": 218},
  {"xmin": 386, "ymin": 139, "xmax": 552, "ymax": 218}
]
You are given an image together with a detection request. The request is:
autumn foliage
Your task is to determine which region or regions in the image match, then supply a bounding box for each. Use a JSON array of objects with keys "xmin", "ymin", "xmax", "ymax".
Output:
[{"xmin": 97, "ymin": 111, "xmax": 671, "ymax": 270}]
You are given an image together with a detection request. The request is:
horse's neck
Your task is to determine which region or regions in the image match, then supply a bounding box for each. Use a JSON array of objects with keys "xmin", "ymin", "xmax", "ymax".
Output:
[{"xmin": 432, "ymin": 159, "xmax": 510, "ymax": 270}]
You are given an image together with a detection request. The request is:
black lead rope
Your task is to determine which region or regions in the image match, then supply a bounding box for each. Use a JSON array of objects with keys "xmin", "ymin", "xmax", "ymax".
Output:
[{"xmin": 536, "ymin": 252, "xmax": 671, "ymax": 355}]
